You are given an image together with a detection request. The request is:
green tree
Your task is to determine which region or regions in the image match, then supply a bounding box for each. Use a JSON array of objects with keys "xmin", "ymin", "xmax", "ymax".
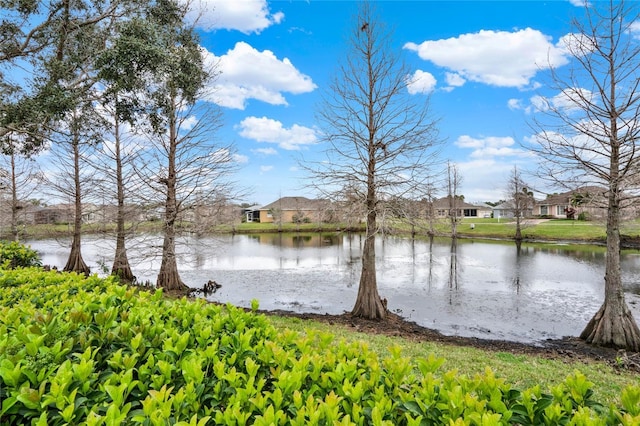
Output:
[
  {"xmin": 101, "ymin": 0, "xmax": 231, "ymax": 292},
  {"xmin": 94, "ymin": 14, "xmax": 166, "ymax": 283},
  {"xmin": 0, "ymin": 0, "xmax": 129, "ymax": 148}
]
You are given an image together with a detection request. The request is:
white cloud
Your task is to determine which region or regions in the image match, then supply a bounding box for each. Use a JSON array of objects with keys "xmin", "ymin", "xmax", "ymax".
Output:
[
  {"xmin": 556, "ymin": 32, "xmax": 596, "ymax": 56},
  {"xmin": 446, "ymin": 72, "xmax": 465, "ymax": 87},
  {"xmin": 180, "ymin": 115, "xmax": 198, "ymax": 131},
  {"xmin": 236, "ymin": 116, "xmax": 318, "ymax": 150},
  {"xmin": 455, "ymin": 135, "xmax": 532, "ymax": 160},
  {"xmin": 186, "ymin": 0, "xmax": 284, "ymax": 34},
  {"xmin": 507, "ymin": 98, "xmax": 523, "ymax": 111},
  {"xmin": 260, "ymin": 165, "xmax": 274, "ymax": 172},
  {"xmin": 404, "ymin": 28, "xmax": 571, "ymax": 88},
  {"xmin": 512, "ymin": 88, "xmax": 593, "ymax": 114},
  {"xmin": 406, "ymin": 70, "xmax": 436, "ymax": 94},
  {"xmin": 568, "ymin": 0, "xmax": 588, "ymax": 7},
  {"xmin": 252, "ymin": 147, "xmax": 278, "ymax": 155},
  {"xmin": 209, "ymin": 148, "xmax": 234, "ymax": 163},
  {"xmin": 550, "ymin": 88, "xmax": 593, "ymax": 111},
  {"xmin": 233, "ymin": 153, "xmax": 249, "ymax": 164},
  {"xmin": 202, "ymin": 42, "xmax": 316, "ymax": 109},
  {"xmin": 525, "ymin": 129, "xmax": 606, "ymax": 169},
  {"xmin": 630, "ymin": 21, "xmax": 640, "ymax": 40},
  {"xmin": 455, "ymin": 158, "xmax": 513, "ymax": 202}
]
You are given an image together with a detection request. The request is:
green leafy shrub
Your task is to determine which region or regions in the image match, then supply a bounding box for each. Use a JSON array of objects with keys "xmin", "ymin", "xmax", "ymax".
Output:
[
  {"xmin": 0, "ymin": 241, "xmax": 42, "ymax": 269},
  {"xmin": 1, "ymin": 268, "xmax": 639, "ymax": 425}
]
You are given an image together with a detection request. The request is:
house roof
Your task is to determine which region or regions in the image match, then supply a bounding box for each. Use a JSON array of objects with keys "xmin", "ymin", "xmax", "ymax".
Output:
[
  {"xmin": 536, "ymin": 186, "xmax": 606, "ymax": 206},
  {"xmin": 431, "ymin": 196, "xmax": 487, "ymax": 209},
  {"xmin": 260, "ymin": 196, "xmax": 326, "ymax": 211},
  {"xmin": 493, "ymin": 201, "xmax": 516, "ymax": 210}
]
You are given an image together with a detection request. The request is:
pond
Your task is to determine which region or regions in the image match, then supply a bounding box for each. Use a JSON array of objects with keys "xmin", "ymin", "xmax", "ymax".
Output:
[{"xmin": 26, "ymin": 233, "xmax": 640, "ymax": 345}]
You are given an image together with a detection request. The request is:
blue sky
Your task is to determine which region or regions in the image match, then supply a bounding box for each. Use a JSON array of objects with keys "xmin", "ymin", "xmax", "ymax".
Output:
[{"xmin": 191, "ymin": 0, "xmax": 601, "ymax": 206}]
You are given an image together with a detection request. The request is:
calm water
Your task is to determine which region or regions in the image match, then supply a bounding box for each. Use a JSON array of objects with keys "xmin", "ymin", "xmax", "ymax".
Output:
[{"xmin": 27, "ymin": 233, "xmax": 640, "ymax": 344}]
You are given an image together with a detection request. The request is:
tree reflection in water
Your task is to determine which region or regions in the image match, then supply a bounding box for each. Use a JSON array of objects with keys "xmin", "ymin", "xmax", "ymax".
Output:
[{"xmin": 448, "ymin": 238, "xmax": 460, "ymax": 305}]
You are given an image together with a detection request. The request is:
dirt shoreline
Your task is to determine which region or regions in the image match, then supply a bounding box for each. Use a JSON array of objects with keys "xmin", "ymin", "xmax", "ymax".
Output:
[{"xmin": 257, "ymin": 309, "xmax": 640, "ymax": 372}]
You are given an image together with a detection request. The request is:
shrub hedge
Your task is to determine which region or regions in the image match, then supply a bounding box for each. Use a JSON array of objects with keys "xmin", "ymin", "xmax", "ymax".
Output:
[
  {"xmin": 1, "ymin": 267, "xmax": 639, "ymax": 425},
  {"xmin": 0, "ymin": 241, "xmax": 41, "ymax": 269}
]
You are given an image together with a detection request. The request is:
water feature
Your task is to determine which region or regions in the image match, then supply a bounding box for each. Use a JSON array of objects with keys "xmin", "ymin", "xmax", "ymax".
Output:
[{"xmin": 27, "ymin": 233, "xmax": 640, "ymax": 345}]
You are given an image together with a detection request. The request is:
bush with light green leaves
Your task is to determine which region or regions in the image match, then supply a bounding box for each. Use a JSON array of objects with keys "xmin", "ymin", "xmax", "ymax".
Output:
[
  {"xmin": 1, "ymin": 267, "xmax": 639, "ymax": 425},
  {"xmin": 0, "ymin": 241, "xmax": 41, "ymax": 269}
]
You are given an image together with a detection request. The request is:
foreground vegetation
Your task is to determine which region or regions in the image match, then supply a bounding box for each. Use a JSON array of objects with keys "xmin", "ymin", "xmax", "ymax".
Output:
[{"xmin": 2, "ymin": 267, "xmax": 640, "ymax": 425}]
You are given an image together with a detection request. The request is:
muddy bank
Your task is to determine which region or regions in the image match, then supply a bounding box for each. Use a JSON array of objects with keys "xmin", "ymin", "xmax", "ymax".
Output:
[{"xmin": 258, "ymin": 309, "xmax": 640, "ymax": 372}]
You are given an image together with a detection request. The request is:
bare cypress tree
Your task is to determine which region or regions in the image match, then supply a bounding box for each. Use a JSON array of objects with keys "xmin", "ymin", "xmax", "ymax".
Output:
[
  {"xmin": 35, "ymin": 0, "xmax": 118, "ymax": 276},
  {"xmin": 91, "ymin": 102, "xmax": 138, "ymax": 282},
  {"xmin": 0, "ymin": 134, "xmax": 41, "ymax": 241},
  {"xmin": 45, "ymin": 104, "xmax": 104, "ymax": 276},
  {"xmin": 132, "ymin": 97, "xmax": 235, "ymax": 292},
  {"xmin": 108, "ymin": 111, "xmax": 135, "ymax": 282},
  {"xmin": 505, "ymin": 166, "xmax": 534, "ymax": 243},
  {"xmin": 447, "ymin": 162, "xmax": 462, "ymax": 238},
  {"xmin": 309, "ymin": 1, "xmax": 440, "ymax": 320},
  {"xmin": 529, "ymin": 0, "xmax": 640, "ymax": 350}
]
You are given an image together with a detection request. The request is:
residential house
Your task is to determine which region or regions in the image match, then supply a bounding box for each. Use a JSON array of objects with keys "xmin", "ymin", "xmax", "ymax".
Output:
[
  {"xmin": 430, "ymin": 196, "xmax": 492, "ymax": 219},
  {"xmin": 534, "ymin": 186, "xmax": 607, "ymax": 219},
  {"xmin": 242, "ymin": 205, "xmax": 262, "ymax": 222},
  {"xmin": 258, "ymin": 196, "xmax": 330, "ymax": 224},
  {"xmin": 492, "ymin": 200, "xmax": 534, "ymax": 219},
  {"xmin": 33, "ymin": 204, "xmax": 74, "ymax": 224}
]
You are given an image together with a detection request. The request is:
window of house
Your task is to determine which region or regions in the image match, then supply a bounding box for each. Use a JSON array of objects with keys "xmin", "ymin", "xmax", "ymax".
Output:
[
  {"xmin": 540, "ymin": 205, "xmax": 548, "ymax": 215},
  {"xmin": 557, "ymin": 205, "xmax": 567, "ymax": 215},
  {"xmin": 463, "ymin": 209, "xmax": 477, "ymax": 217}
]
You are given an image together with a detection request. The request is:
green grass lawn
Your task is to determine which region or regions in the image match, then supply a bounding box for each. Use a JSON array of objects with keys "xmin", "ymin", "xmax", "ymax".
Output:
[
  {"xmin": 523, "ymin": 220, "xmax": 606, "ymax": 241},
  {"xmin": 396, "ymin": 217, "xmax": 609, "ymax": 242},
  {"xmin": 266, "ymin": 315, "xmax": 639, "ymax": 406},
  {"xmin": 9, "ymin": 216, "xmax": 640, "ymax": 245}
]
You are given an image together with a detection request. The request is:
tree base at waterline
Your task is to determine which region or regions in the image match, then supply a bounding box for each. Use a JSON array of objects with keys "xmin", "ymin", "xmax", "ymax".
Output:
[
  {"xmin": 112, "ymin": 266, "xmax": 135, "ymax": 284},
  {"xmin": 63, "ymin": 250, "xmax": 90, "ymax": 277},
  {"xmin": 156, "ymin": 268, "xmax": 190, "ymax": 293},
  {"xmin": 112, "ymin": 249, "xmax": 135, "ymax": 283},
  {"xmin": 580, "ymin": 303, "xmax": 640, "ymax": 352},
  {"xmin": 351, "ymin": 296, "xmax": 388, "ymax": 321}
]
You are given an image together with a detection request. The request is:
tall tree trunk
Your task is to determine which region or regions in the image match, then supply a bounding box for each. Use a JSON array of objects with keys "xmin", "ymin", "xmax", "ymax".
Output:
[
  {"xmin": 352, "ymin": 206, "xmax": 386, "ymax": 319},
  {"xmin": 63, "ymin": 136, "xmax": 89, "ymax": 276},
  {"xmin": 580, "ymin": 190, "xmax": 640, "ymax": 350},
  {"xmin": 351, "ymin": 164, "xmax": 386, "ymax": 319},
  {"xmin": 10, "ymin": 150, "xmax": 19, "ymax": 241},
  {"xmin": 156, "ymin": 103, "xmax": 188, "ymax": 292},
  {"xmin": 515, "ymin": 214, "xmax": 522, "ymax": 242},
  {"xmin": 111, "ymin": 114, "xmax": 134, "ymax": 282},
  {"xmin": 157, "ymin": 212, "xmax": 186, "ymax": 291},
  {"xmin": 580, "ymin": 65, "xmax": 640, "ymax": 351}
]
